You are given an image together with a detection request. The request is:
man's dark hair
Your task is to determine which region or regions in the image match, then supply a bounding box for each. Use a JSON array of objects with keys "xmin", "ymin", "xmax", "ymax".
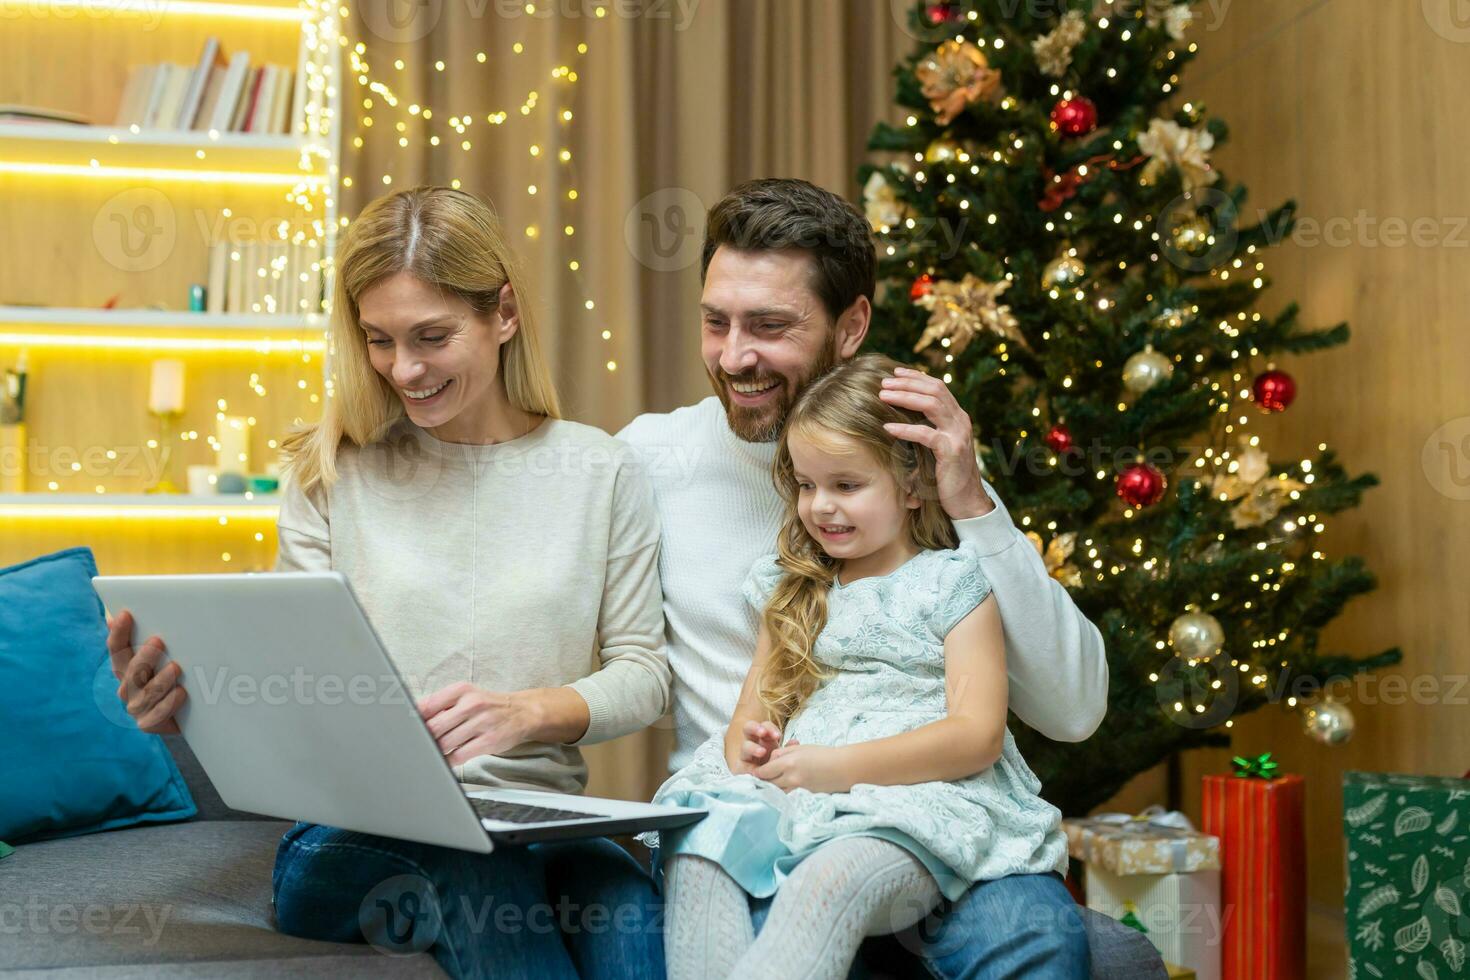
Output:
[{"xmin": 700, "ymin": 178, "xmax": 877, "ymax": 323}]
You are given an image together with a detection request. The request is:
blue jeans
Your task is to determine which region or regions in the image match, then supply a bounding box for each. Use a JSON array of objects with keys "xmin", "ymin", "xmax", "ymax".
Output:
[
  {"xmin": 272, "ymin": 822, "xmax": 665, "ymax": 980},
  {"xmin": 747, "ymin": 868, "xmax": 1088, "ymax": 980}
]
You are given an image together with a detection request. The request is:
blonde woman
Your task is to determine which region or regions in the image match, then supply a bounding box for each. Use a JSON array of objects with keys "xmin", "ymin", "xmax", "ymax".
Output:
[
  {"xmin": 106, "ymin": 186, "xmax": 671, "ymax": 980},
  {"xmin": 644, "ymin": 355, "xmax": 1073, "ymax": 980}
]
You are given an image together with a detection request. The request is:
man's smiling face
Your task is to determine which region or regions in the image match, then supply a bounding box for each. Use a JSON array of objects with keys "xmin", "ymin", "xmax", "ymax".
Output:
[{"xmin": 700, "ymin": 246, "xmax": 865, "ymax": 442}]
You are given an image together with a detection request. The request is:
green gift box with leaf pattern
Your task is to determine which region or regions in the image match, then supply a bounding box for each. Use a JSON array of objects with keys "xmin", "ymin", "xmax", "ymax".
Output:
[{"xmin": 1343, "ymin": 771, "xmax": 1470, "ymax": 979}]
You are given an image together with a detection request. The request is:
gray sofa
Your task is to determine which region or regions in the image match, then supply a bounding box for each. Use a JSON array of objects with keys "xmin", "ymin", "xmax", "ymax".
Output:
[{"xmin": 1, "ymin": 737, "xmax": 1165, "ymax": 978}]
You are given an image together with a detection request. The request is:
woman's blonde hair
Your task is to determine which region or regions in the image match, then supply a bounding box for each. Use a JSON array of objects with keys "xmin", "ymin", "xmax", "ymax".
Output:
[
  {"xmin": 280, "ymin": 186, "xmax": 561, "ymax": 494},
  {"xmin": 757, "ymin": 353, "xmax": 960, "ymax": 727}
]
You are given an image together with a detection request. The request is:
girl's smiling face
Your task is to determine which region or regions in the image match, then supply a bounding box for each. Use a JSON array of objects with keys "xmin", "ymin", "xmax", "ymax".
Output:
[{"xmin": 787, "ymin": 425, "xmax": 921, "ymax": 567}]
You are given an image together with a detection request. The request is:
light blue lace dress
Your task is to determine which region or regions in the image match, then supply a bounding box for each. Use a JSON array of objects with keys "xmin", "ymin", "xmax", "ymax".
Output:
[{"xmin": 646, "ymin": 541, "xmax": 1069, "ymax": 900}]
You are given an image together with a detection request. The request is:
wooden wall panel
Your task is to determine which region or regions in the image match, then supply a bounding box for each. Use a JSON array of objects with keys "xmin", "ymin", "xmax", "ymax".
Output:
[{"xmin": 1086, "ymin": 1, "xmax": 1470, "ymax": 963}]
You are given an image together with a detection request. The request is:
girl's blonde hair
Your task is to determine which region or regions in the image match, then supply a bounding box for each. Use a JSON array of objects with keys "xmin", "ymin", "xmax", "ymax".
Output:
[
  {"xmin": 280, "ymin": 186, "xmax": 561, "ymax": 494},
  {"xmin": 757, "ymin": 353, "xmax": 960, "ymax": 726}
]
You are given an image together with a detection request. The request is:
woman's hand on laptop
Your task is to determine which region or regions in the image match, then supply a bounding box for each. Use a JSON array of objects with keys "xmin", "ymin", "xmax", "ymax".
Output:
[
  {"xmin": 418, "ymin": 682, "xmax": 536, "ymax": 765},
  {"xmin": 105, "ymin": 609, "xmax": 186, "ymax": 735}
]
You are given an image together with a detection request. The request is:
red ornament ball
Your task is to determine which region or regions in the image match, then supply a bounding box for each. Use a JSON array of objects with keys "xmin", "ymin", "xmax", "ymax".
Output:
[
  {"xmin": 1044, "ymin": 423, "xmax": 1074, "ymax": 454},
  {"xmin": 910, "ymin": 273, "xmax": 936, "ymax": 300},
  {"xmin": 1252, "ymin": 369, "xmax": 1297, "ymax": 413},
  {"xmin": 1116, "ymin": 463, "xmax": 1168, "ymax": 508},
  {"xmin": 1050, "ymin": 96, "xmax": 1098, "ymax": 138},
  {"xmin": 925, "ymin": 3, "xmax": 961, "ymax": 25}
]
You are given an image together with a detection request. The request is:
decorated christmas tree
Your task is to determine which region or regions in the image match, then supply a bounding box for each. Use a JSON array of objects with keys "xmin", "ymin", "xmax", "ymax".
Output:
[{"xmin": 860, "ymin": 0, "xmax": 1402, "ymax": 817}]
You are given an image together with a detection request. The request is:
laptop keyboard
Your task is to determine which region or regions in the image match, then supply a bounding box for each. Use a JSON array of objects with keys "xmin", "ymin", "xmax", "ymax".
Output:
[{"xmin": 469, "ymin": 797, "xmax": 608, "ymax": 825}]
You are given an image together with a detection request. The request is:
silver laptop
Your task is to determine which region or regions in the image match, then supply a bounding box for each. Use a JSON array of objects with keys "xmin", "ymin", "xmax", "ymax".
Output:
[{"xmin": 92, "ymin": 571, "xmax": 704, "ymax": 853}]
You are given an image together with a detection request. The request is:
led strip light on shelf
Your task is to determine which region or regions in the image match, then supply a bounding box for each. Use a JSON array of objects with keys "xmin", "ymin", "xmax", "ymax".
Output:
[
  {"xmin": 32, "ymin": 0, "xmax": 307, "ymax": 21},
  {"xmin": 0, "ymin": 332, "xmax": 328, "ymax": 354},
  {"xmin": 0, "ymin": 504, "xmax": 280, "ymax": 520}
]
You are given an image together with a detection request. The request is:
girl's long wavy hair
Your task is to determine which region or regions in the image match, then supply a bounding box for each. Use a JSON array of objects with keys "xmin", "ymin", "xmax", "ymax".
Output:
[
  {"xmin": 757, "ymin": 353, "xmax": 960, "ymax": 727},
  {"xmin": 279, "ymin": 186, "xmax": 561, "ymax": 495}
]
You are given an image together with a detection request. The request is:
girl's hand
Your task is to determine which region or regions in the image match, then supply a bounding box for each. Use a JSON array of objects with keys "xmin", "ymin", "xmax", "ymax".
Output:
[
  {"xmin": 418, "ymin": 682, "xmax": 534, "ymax": 766},
  {"xmin": 731, "ymin": 720, "xmax": 782, "ymax": 774},
  {"xmin": 754, "ymin": 741, "xmax": 855, "ymax": 794}
]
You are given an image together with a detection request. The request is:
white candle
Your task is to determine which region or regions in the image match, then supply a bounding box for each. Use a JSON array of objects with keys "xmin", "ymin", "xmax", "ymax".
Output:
[
  {"xmin": 148, "ymin": 359, "xmax": 185, "ymax": 415},
  {"xmin": 186, "ymin": 465, "xmax": 218, "ymax": 496},
  {"xmin": 216, "ymin": 415, "xmax": 250, "ymax": 474}
]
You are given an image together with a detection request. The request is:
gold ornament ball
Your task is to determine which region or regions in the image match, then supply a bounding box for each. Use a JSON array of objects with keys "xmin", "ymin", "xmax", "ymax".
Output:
[
  {"xmin": 1302, "ymin": 700, "xmax": 1355, "ymax": 745},
  {"xmin": 1170, "ymin": 213, "xmax": 1213, "ymax": 253},
  {"xmin": 1123, "ymin": 345, "xmax": 1175, "ymax": 393},
  {"xmin": 1042, "ymin": 255, "xmax": 1087, "ymax": 290},
  {"xmin": 1169, "ymin": 609, "xmax": 1225, "ymax": 661},
  {"xmin": 924, "ymin": 138, "xmax": 963, "ymax": 165},
  {"xmin": 1152, "ymin": 307, "xmax": 1187, "ymax": 331}
]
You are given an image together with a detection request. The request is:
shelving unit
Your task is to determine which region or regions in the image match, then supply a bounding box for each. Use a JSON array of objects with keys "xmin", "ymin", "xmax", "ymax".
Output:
[
  {"xmin": 0, "ymin": 122, "xmax": 328, "ymax": 183},
  {"xmin": 0, "ymin": 0, "xmax": 342, "ymax": 572}
]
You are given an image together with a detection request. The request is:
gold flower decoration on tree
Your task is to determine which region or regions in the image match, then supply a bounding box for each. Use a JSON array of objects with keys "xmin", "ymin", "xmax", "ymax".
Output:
[
  {"xmin": 913, "ymin": 274, "xmax": 1023, "ymax": 355},
  {"xmin": 1137, "ymin": 118, "xmax": 1218, "ymax": 193},
  {"xmin": 1026, "ymin": 531, "xmax": 1083, "ymax": 588},
  {"xmin": 863, "ymin": 171, "xmax": 910, "ymax": 233},
  {"xmin": 1209, "ymin": 444, "xmax": 1307, "ymax": 529},
  {"xmin": 1033, "ymin": 10, "xmax": 1087, "ymax": 77},
  {"xmin": 916, "ymin": 40, "xmax": 1003, "ymax": 125},
  {"xmin": 1144, "ymin": 0, "xmax": 1193, "ymax": 39}
]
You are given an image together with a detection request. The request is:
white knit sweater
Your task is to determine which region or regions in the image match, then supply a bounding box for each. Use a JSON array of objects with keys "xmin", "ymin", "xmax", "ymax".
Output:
[{"xmin": 619, "ymin": 396, "xmax": 1108, "ymax": 773}]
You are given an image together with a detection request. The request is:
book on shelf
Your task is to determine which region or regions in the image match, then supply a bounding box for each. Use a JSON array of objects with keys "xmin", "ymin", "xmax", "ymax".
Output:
[
  {"xmin": 0, "ymin": 105, "xmax": 92, "ymax": 125},
  {"xmin": 209, "ymin": 236, "xmax": 323, "ymax": 316},
  {"xmin": 113, "ymin": 37, "xmax": 301, "ymax": 136}
]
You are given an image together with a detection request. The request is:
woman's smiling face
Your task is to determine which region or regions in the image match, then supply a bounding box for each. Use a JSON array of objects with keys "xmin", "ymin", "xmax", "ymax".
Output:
[{"xmin": 356, "ymin": 271, "xmax": 517, "ymax": 432}]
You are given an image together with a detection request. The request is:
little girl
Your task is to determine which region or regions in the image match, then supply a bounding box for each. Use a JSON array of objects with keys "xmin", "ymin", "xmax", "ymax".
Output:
[{"xmin": 645, "ymin": 354, "xmax": 1070, "ymax": 980}]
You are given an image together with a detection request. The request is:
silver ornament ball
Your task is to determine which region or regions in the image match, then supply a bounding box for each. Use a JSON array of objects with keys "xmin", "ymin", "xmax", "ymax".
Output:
[
  {"xmin": 1152, "ymin": 307, "xmax": 1187, "ymax": 330},
  {"xmin": 1123, "ymin": 346, "xmax": 1175, "ymax": 394},
  {"xmin": 1169, "ymin": 610, "xmax": 1225, "ymax": 661},
  {"xmin": 1042, "ymin": 255, "xmax": 1087, "ymax": 290},
  {"xmin": 1303, "ymin": 700, "xmax": 1355, "ymax": 745}
]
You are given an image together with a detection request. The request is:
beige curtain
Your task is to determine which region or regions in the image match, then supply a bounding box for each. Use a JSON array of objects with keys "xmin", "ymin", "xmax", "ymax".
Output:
[{"xmin": 345, "ymin": 0, "xmax": 914, "ymax": 799}]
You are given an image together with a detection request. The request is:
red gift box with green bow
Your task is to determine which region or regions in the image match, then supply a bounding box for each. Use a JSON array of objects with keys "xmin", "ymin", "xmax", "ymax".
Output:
[{"xmin": 1201, "ymin": 753, "xmax": 1306, "ymax": 980}]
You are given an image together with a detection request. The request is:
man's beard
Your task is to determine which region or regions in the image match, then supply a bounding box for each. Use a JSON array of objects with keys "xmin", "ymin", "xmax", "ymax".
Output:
[{"xmin": 709, "ymin": 332, "xmax": 842, "ymax": 443}]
